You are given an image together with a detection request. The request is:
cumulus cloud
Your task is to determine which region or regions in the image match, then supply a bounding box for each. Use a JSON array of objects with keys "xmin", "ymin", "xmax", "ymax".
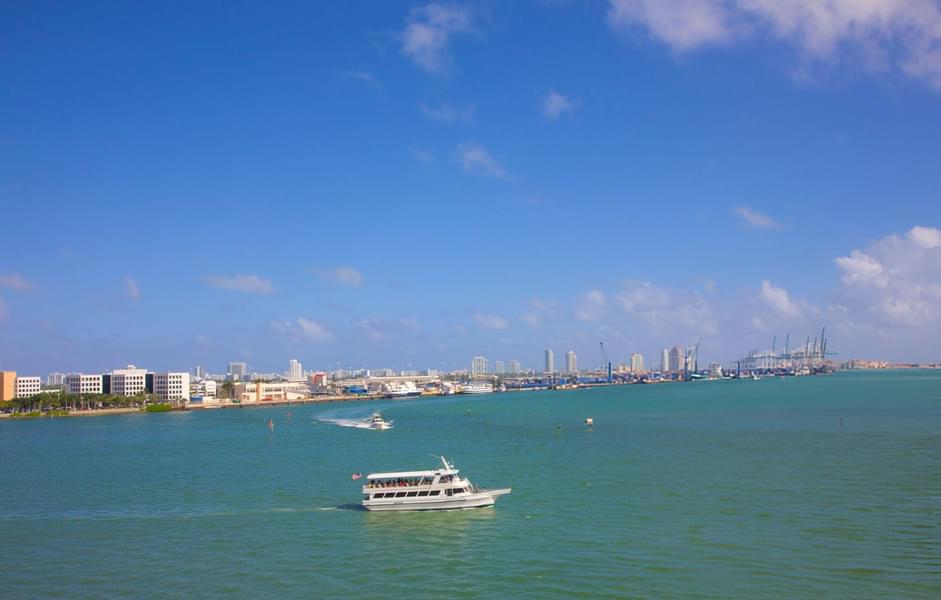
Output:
[
  {"xmin": 474, "ymin": 313, "xmax": 509, "ymax": 330},
  {"xmin": 542, "ymin": 90, "xmax": 578, "ymax": 120},
  {"xmin": 0, "ymin": 273, "xmax": 37, "ymax": 292},
  {"xmin": 521, "ymin": 299, "xmax": 560, "ymax": 328},
  {"xmin": 614, "ymin": 280, "xmax": 719, "ymax": 336},
  {"xmin": 359, "ymin": 318, "xmax": 390, "ymax": 341},
  {"xmin": 206, "ymin": 274, "xmax": 275, "ymax": 294},
  {"xmin": 834, "ymin": 225, "xmax": 941, "ymax": 326},
  {"xmin": 420, "ymin": 101, "xmax": 476, "ymax": 123},
  {"xmin": 314, "ymin": 266, "xmax": 364, "ymax": 287},
  {"xmin": 453, "ymin": 142, "xmax": 511, "ymax": 179},
  {"xmin": 733, "ymin": 205, "xmax": 780, "ymax": 229},
  {"xmin": 576, "ymin": 290, "xmax": 608, "ymax": 321},
  {"xmin": 607, "ymin": 0, "xmax": 941, "ymax": 89},
  {"xmin": 272, "ymin": 318, "xmax": 335, "ymax": 342},
  {"xmin": 401, "ymin": 3, "xmax": 477, "ymax": 75},
  {"xmin": 758, "ymin": 280, "xmax": 813, "ymax": 320}
]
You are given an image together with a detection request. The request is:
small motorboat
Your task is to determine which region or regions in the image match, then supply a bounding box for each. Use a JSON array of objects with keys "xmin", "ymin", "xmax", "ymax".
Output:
[{"xmin": 368, "ymin": 413, "xmax": 393, "ymax": 430}]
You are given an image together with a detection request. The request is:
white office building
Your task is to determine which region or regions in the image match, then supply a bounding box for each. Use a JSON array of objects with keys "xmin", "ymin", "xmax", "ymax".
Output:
[
  {"xmin": 288, "ymin": 359, "xmax": 303, "ymax": 381},
  {"xmin": 15, "ymin": 376, "xmax": 41, "ymax": 398},
  {"xmin": 565, "ymin": 350, "xmax": 577, "ymax": 374},
  {"xmin": 65, "ymin": 374, "xmax": 103, "ymax": 395},
  {"xmin": 545, "ymin": 349, "xmax": 554, "ymax": 374},
  {"xmin": 194, "ymin": 365, "xmax": 205, "ymax": 379},
  {"xmin": 509, "ymin": 360, "xmax": 521, "ymax": 375},
  {"xmin": 111, "ymin": 365, "xmax": 149, "ymax": 396},
  {"xmin": 631, "ymin": 353, "xmax": 645, "ymax": 374},
  {"xmin": 47, "ymin": 372, "xmax": 66, "ymax": 386},
  {"xmin": 494, "ymin": 361, "xmax": 505, "ymax": 374},
  {"xmin": 661, "ymin": 348, "xmax": 670, "ymax": 372},
  {"xmin": 471, "ymin": 356, "xmax": 488, "ymax": 376},
  {"xmin": 154, "ymin": 372, "xmax": 190, "ymax": 402}
]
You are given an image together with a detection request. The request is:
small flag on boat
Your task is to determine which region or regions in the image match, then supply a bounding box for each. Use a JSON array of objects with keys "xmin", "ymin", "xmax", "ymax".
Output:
[{"xmin": 351, "ymin": 473, "xmax": 363, "ymax": 480}]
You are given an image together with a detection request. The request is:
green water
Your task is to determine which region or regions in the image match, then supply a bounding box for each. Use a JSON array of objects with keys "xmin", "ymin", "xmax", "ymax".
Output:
[{"xmin": 1, "ymin": 371, "xmax": 939, "ymax": 598}]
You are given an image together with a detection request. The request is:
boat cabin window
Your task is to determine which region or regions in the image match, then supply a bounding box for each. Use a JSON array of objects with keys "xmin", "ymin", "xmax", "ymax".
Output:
[
  {"xmin": 418, "ymin": 491, "xmax": 429, "ymax": 497},
  {"xmin": 429, "ymin": 490, "xmax": 440, "ymax": 496},
  {"xmin": 406, "ymin": 492, "xmax": 417, "ymax": 497},
  {"xmin": 395, "ymin": 492, "xmax": 406, "ymax": 498}
]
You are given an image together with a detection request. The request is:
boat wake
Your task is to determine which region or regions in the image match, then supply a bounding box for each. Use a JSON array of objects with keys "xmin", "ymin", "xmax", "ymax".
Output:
[{"xmin": 316, "ymin": 417, "xmax": 376, "ymax": 429}]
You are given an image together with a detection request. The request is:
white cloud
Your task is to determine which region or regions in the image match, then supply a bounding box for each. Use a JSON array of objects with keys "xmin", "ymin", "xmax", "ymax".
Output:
[
  {"xmin": 520, "ymin": 299, "xmax": 560, "ymax": 328},
  {"xmin": 359, "ymin": 318, "xmax": 390, "ymax": 341},
  {"xmin": 420, "ymin": 101, "xmax": 476, "ymax": 123},
  {"xmin": 474, "ymin": 313, "xmax": 509, "ymax": 330},
  {"xmin": 410, "ymin": 147, "xmax": 435, "ymax": 163},
  {"xmin": 123, "ymin": 276, "xmax": 141, "ymax": 301},
  {"xmin": 542, "ymin": 90, "xmax": 578, "ymax": 120},
  {"xmin": 607, "ymin": 0, "xmax": 941, "ymax": 89},
  {"xmin": 401, "ymin": 3, "xmax": 476, "ymax": 75},
  {"xmin": 272, "ymin": 318, "xmax": 334, "ymax": 342},
  {"xmin": 576, "ymin": 289, "xmax": 607, "ymax": 321},
  {"xmin": 399, "ymin": 316, "xmax": 422, "ymax": 331},
  {"xmin": 206, "ymin": 274, "xmax": 275, "ymax": 294},
  {"xmin": 453, "ymin": 142, "xmax": 511, "ymax": 179},
  {"xmin": 0, "ymin": 273, "xmax": 36, "ymax": 292},
  {"xmin": 758, "ymin": 280, "xmax": 806, "ymax": 319},
  {"xmin": 520, "ymin": 313, "xmax": 541, "ymax": 328},
  {"xmin": 834, "ymin": 225, "xmax": 941, "ymax": 326},
  {"xmin": 345, "ymin": 70, "xmax": 382, "ymax": 89},
  {"xmin": 614, "ymin": 280, "xmax": 719, "ymax": 336},
  {"xmin": 733, "ymin": 205, "xmax": 780, "ymax": 229},
  {"xmin": 314, "ymin": 266, "xmax": 364, "ymax": 287}
]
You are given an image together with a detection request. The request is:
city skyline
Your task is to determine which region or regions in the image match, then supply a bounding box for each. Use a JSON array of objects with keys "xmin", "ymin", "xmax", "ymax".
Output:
[{"xmin": 2, "ymin": 2, "xmax": 941, "ymax": 374}]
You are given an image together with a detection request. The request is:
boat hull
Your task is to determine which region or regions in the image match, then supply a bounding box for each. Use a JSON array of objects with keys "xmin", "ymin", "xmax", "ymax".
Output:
[{"xmin": 363, "ymin": 489, "xmax": 510, "ymax": 512}]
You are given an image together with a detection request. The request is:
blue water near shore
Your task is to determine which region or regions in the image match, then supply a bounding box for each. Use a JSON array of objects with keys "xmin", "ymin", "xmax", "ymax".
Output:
[{"xmin": 1, "ymin": 370, "xmax": 939, "ymax": 598}]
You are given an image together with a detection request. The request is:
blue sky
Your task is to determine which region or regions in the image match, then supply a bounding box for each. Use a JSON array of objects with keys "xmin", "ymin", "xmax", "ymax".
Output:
[{"xmin": 2, "ymin": 1, "xmax": 941, "ymax": 374}]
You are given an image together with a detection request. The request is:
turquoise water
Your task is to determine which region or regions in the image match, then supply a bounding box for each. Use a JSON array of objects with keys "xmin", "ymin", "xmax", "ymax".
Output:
[{"xmin": 1, "ymin": 371, "xmax": 939, "ymax": 598}]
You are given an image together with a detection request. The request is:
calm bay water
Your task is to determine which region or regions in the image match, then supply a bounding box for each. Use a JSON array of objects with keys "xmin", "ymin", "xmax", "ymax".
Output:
[{"xmin": 1, "ymin": 371, "xmax": 939, "ymax": 598}]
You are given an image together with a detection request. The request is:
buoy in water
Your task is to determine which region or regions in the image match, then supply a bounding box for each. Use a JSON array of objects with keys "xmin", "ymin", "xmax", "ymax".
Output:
[{"xmin": 585, "ymin": 417, "xmax": 594, "ymax": 426}]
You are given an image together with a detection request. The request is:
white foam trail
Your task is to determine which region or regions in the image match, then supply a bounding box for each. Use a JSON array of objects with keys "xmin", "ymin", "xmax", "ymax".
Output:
[{"xmin": 315, "ymin": 417, "xmax": 393, "ymax": 430}]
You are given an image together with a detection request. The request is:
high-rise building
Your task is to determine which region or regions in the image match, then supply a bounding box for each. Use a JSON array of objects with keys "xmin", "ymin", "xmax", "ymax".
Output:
[
  {"xmin": 288, "ymin": 359, "xmax": 303, "ymax": 381},
  {"xmin": 228, "ymin": 362, "xmax": 247, "ymax": 381},
  {"xmin": 194, "ymin": 365, "xmax": 205, "ymax": 379},
  {"xmin": 669, "ymin": 347, "xmax": 682, "ymax": 373},
  {"xmin": 631, "ymin": 353, "xmax": 645, "ymax": 374},
  {"xmin": 565, "ymin": 350, "xmax": 577, "ymax": 374},
  {"xmin": 111, "ymin": 365, "xmax": 149, "ymax": 396},
  {"xmin": 471, "ymin": 356, "xmax": 488, "ymax": 376},
  {"xmin": 0, "ymin": 371, "xmax": 16, "ymax": 402},
  {"xmin": 509, "ymin": 360, "xmax": 521, "ymax": 375},
  {"xmin": 47, "ymin": 372, "xmax": 66, "ymax": 386},
  {"xmin": 545, "ymin": 349, "xmax": 554, "ymax": 374},
  {"xmin": 494, "ymin": 360, "xmax": 505, "ymax": 374},
  {"xmin": 661, "ymin": 348, "xmax": 670, "ymax": 373}
]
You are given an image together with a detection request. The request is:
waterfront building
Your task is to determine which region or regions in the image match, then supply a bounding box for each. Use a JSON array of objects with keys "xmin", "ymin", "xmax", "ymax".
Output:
[
  {"xmin": 509, "ymin": 360, "xmax": 521, "ymax": 375},
  {"xmin": 47, "ymin": 372, "xmax": 66, "ymax": 386},
  {"xmin": 0, "ymin": 371, "xmax": 16, "ymax": 402},
  {"xmin": 471, "ymin": 356, "xmax": 488, "ymax": 376},
  {"xmin": 111, "ymin": 365, "xmax": 149, "ymax": 396},
  {"xmin": 545, "ymin": 349, "xmax": 554, "ymax": 374},
  {"xmin": 309, "ymin": 372, "xmax": 328, "ymax": 392},
  {"xmin": 669, "ymin": 347, "xmax": 682, "ymax": 373},
  {"xmin": 195, "ymin": 379, "xmax": 216, "ymax": 398},
  {"xmin": 565, "ymin": 350, "xmax": 577, "ymax": 374},
  {"xmin": 631, "ymin": 353, "xmax": 645, "ymax": 374},
  {"xmin": 288, "ymin": 359, "xmax": 303, "ymax": 381},
  {"xmin": 15, "ymin": 376, "xmax": 41, "ymax": 398},
  {"xmin": 154, "ymin": 372, "xmax": 190, "ymax": 402},
  {"xmin": 65, "ymin": 374, "xmax": 103, "ymax": 395},
  {"xmin": 494, "ymin": 361, "xmax": 505, "ymax": 374},
  {"xmin": 661, "ymin": 348, "xmax": 670, "ymax": 372},
  {"xmin": 233, "ymin": 381, "xmax": 309, "ymax": 403},
  {"xmin": 228, "ymin": 362, "xmax": 248, "ymax": 381}
]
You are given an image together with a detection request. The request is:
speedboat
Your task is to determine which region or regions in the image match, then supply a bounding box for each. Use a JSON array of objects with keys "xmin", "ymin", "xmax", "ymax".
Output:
[
  {"xmin": 360, "ymin": 456, "xmax": 510, "ymax": 511},
  {"xmin": 368, "ymin": 413, "xmax": 393, "ymax": 430}
]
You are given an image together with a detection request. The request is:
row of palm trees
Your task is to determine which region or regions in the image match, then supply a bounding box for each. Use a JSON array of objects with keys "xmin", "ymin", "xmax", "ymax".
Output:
[{"xmin": 0, "ymin": 391, "xmax": 174, "ymax": 414}]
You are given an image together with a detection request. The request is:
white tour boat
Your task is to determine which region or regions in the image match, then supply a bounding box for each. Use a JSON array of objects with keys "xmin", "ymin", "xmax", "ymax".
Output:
[
  {"xmin": 461, "ymin": 382, "xmax": 494, "ymax": 394},
  {"xmin": 360, "ymin": 456, "xmax": 510, "ymax": 511},
  {"xmin": 368, "ymin": 413, "xmax": 393, "ymax": 430}
]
